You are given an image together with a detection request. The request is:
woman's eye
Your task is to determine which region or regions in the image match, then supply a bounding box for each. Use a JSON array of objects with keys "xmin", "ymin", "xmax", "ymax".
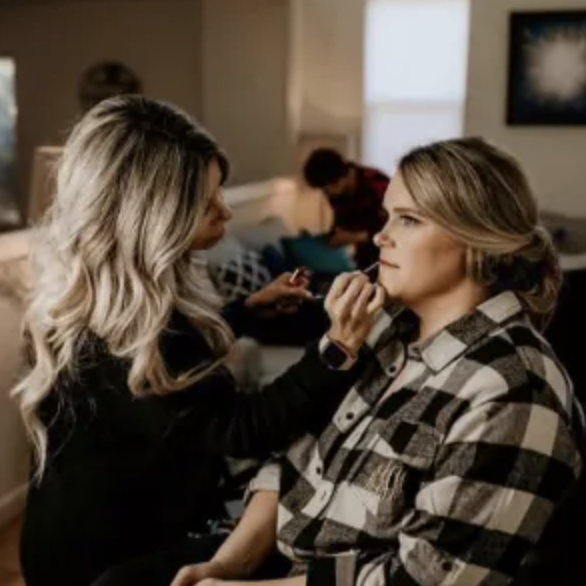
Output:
[{"xmin": 400, "ymin": 215, "xmax": 420, "ymax": 227}]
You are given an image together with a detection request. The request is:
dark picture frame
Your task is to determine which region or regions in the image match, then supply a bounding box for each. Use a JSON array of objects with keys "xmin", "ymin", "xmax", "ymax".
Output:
[{"xmin": 507, "ymin": 10, "xmax": 586, "ymax": 125}]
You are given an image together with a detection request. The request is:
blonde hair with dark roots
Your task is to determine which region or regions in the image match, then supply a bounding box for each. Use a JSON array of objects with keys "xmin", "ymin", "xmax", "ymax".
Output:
[
  {"xmin": 398, "ymin": 137, "xmax": 561, "ymax": 330},
  {"xmin": 13, "ymin": 95, "xmax": 234, "ymax": 477}
]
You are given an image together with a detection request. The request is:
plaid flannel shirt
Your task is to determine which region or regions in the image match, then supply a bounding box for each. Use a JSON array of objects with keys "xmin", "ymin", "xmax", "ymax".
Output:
[{"xmin": 250, "ymin": 291, "xmax": 584, "ymax": 586}]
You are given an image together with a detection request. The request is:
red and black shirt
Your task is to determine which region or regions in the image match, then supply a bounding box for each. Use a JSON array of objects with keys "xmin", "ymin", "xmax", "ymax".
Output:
[{"xmin": 327, "ymin": 164, "xmax": 390, "ymax": 268}]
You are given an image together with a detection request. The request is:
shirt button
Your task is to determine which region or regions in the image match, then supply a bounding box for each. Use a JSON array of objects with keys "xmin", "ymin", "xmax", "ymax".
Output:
[
  {"xmin": 441, "ymin": 561, "xmax": 453, "ymax": 572},
  {"xmin": 315, "ymin": 466, "xmax": 322, "ymax": 476},
  {"xmin": 346, "ymin": 412, "xmax": 355, "ymax": 421},
  {"xmin": 388, "ymin": 365, "xmax": 397, "ymax": 375}
]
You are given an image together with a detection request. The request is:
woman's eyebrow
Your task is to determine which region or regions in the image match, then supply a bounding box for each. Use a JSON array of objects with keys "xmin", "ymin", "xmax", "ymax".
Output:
[{"xmin": 388, "ymin": 206, "xmax": 422, "ymax": 215}]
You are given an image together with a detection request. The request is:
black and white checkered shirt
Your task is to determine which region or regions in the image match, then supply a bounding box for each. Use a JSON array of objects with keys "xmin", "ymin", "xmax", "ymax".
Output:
[{"xmin": 250, "ymin": 291, "xmax": 584, "ymax": 586}]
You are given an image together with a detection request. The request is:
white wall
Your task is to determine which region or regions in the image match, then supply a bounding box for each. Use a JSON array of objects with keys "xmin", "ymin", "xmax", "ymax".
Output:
[
  {"xmin": 0, "ymin": 0, "xmax": 203, "ymax": 211},
  {"xmin": 465, "ymin": 0, "xmax": 586, "ymax": 215},
  {"xmin": 200, "ymin": 0, "xmax": 294, "ymax": 185}
]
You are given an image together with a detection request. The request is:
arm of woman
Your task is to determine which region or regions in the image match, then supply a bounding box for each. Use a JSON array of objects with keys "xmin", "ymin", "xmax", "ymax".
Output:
[
  {"xmin": 197, "ymin": 577, "xmax": 303, "ymax": 586},
  {"xmin": 168, "ymin": 273, "xmax": 385, "ymax": 459},
  {"xmin": 171, "ymin": 490, "xmax": 279, "ymax": 586},
  {"xmin": 301, "ymin": 387, "xmax": 583, "ymax": 586},
  {"xmin": 221, "ymin": 273, "xmax": 312, "ymax": 338}
]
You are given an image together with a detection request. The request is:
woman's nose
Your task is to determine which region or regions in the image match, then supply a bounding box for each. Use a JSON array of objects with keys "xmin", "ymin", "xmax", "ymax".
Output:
[
  {"xmin": 374, "ymin": 230, "xmax": 394, "ymax": 248},
  {"xmin": 219, "ymin": 199, "xmax": 233, "ymax": 222}
]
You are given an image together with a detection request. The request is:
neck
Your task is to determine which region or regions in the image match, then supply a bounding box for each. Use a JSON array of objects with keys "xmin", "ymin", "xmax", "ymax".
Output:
[{"xmin": 411, "ymin": 282, "xmax": 489, "ymax": 342}]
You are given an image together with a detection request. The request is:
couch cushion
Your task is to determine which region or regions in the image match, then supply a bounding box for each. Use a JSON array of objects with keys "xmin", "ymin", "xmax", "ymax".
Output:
[
  {"xmin": 210, "ymin": 249, "xmax": 272, "ymax": 303},
  {"xmin": 258, "ymin": 345, "xmax": 305, "ymax": 385}
]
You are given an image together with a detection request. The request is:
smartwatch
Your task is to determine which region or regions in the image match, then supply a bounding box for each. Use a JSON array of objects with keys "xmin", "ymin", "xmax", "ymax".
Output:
[{"xmin": 319, "ymin": 336, "xmax": 356, "ymax": 370}]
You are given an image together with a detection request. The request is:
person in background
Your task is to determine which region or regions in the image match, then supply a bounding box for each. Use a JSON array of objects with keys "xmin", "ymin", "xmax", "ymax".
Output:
[
  {"xmin": 303, "ymin": 148, "xmax": 389, "ymax": 270},
  {"xmin": 14, "ymin": 95, "xmax": 385, "ymax": 586}
]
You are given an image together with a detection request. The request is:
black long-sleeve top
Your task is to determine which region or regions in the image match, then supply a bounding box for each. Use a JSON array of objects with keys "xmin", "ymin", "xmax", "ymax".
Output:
[{"xmin": 20, "ymin": 304, "xmax": 364, "ymax": 586}]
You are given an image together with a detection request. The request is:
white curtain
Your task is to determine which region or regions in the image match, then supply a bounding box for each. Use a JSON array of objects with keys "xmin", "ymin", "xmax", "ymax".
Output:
[{"xmin": 363, "ymin": 0, "xmax": 471, "ymax": 174}]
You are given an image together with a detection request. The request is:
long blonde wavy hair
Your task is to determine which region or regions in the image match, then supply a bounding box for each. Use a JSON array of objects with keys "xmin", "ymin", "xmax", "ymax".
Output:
[
  {"xmin": 13, "ymin": 95, "xmax": 234, "ymax": 476},
  {"xmin": 397, "ymin": 137, "xmax": 562, "ymax": 330}
]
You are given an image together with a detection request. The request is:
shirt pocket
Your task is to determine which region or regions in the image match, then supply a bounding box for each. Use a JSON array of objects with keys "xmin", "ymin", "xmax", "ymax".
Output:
[
  {"xmin": 349, "ymin": 420, "xmax": 441, "ymax": 534},
  {"xmin": 382, "ymin": 419, "xmax": 441, "ymax": 472}
]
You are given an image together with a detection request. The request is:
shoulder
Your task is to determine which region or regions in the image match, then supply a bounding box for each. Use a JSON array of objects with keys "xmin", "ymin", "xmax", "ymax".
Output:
[
  {"xmin": 456, "ymin": 317, "xmax": 576, "ymax": 423},
  {"xmin": 445, "ymin": 320, "xmax": 583, "ymax": 475},
  {"xmin": 38, "ymin": 332, "xmax": 124, "ymax": 428},
  {"xmin": 160, "ymin": 311, "xmax": 215, "ymax": 374}
]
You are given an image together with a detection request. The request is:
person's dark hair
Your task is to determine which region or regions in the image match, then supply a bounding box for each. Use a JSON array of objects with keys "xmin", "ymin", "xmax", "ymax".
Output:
[{"xmin": 302, "ymin": 148, "xmax": 348, "ymax": 188}]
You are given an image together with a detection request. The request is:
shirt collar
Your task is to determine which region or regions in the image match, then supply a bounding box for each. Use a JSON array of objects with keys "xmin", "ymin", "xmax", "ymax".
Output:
[{"xmin": 384, "ymin": 291, "xmax": 525, "ymax": 373}]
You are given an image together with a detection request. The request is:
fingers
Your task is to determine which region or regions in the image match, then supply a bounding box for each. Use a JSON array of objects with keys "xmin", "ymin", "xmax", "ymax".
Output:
[
  {"xmin": 170, "ymin": 566, "xmax": 196, "ymax": 586},
  {"xmin": 275, "ymin": 285, "xmax": 313, "ymax": 301},
  {"xmin": 351, "ymin": 282, "xmax": 375, "ymax": 319},
  {"xmin": 367, "ymin": 284, "xmax": 386, "ymax": 315},
  {"xmin": 337, "ymin": 274, "xmax": 369, "ymax": 311},
  {"xmin": 280, "ymin": 302, "xmax": 302, "ymax": 314},
  {"xmin": 250, "ymin": 275, "xmax": 313, "ymax": 310},
  {"xmin": 286, "ymin": 267, "xmax": 312, "ymax": 287},
  {"xmin": 325, "ymin": 272, "xmax": 368, "ymax": 315},
  {"xmin": 325, "ymin": 272, "xmax": 355, "ymax": 305},
  {"xmin": 275, "ymin": 271, "xmax": 313, "ymax": 298},
  {"xmin": 275, "ymin": 296, "xmax": 303, "ymax": 314}
]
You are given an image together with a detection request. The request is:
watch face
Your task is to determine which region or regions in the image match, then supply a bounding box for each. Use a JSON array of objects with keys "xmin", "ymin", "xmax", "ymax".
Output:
[{"xmin": 322, "ymin": 341, "xmax": 349, "ymax": 369}]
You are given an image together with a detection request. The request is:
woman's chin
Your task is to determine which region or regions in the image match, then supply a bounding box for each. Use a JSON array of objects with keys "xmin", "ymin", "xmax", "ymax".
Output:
[
  {"xmin": 194, "ymin": 228, "xmax": 226, "ymax": 250},
  {"xmin": 378, "ymin": 279, "xmax": 398, "ymax": 299}
]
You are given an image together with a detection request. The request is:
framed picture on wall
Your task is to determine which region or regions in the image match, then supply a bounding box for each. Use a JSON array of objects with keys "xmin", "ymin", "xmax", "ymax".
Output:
[{"xmin": 506, "ymin": 10, "xmax": 586, "ymax": 125}]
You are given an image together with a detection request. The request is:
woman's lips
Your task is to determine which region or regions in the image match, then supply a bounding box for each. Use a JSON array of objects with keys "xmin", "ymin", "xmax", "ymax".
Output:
[{"xmin": 380, "ymin": 259, "xmax": 398, "ymax": 268}]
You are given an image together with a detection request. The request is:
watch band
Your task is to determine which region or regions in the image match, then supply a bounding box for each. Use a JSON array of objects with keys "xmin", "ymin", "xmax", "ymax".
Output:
[{"xmin": 319, "ymin": 335, "xmax": 357, "ymax": 370}]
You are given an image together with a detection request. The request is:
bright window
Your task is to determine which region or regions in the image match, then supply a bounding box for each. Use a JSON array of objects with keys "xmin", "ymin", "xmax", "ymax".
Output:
[{"xmin": 363, "ymin": 0, "xmax": 471, "ymax": 174}]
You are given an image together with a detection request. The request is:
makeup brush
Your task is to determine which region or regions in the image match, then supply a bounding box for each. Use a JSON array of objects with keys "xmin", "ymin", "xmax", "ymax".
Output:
[{"xmin": 311, "ymin": 261, "xmax": 380, "ymax": 301}]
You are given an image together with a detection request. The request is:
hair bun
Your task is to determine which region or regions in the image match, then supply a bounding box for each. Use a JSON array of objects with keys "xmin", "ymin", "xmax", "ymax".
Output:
[{"xmin": 507, "ymin": 225, "xmax": 561, "ymax": 329}]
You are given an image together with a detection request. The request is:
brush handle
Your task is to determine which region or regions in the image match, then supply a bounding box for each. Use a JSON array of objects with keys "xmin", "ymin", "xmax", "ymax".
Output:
[{"xmin": 310, "ymin": 262, "xmax": 379, "ymax": 302}]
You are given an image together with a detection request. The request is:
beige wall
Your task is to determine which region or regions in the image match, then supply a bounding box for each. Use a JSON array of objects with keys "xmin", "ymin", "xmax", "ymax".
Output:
[
  {"xmin": 0, "ymin": 230, "xmax": 31, "ymax": 527},
  {"xmin": 287, "ymin": 0, "xmax": 365, "ymax": 228},
  {"xmin": 0, "ymin": 0, "xmax": 366, "ymax": 204},
  {"xmin": 0, "ymin": 0, "xmax": 203, "ymax": 213},
  {"xmin": 200, "ymin": 0, "xmax": 364, "ymax": 184},
  {"xmin": 465, "ymin": 0, "xmax": 586, "ymax": 215},
  {"xmin": 200, "ymin": 0, "xmax": 294, "ymax": 185},
  {"xmin": 0, "ymin": 292, "xmax": 28, "ymax": 528},
  {"xmin": 291, "ymin": 0, "xmax": 364, "ymax": 137}
]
